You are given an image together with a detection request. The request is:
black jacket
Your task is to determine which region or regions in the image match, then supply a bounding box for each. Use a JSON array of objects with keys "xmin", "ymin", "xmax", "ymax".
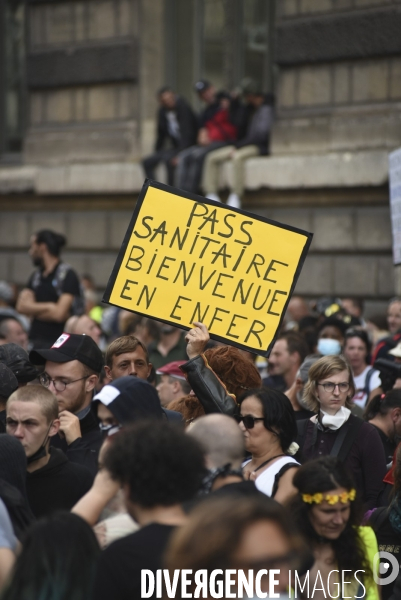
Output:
[
  {"xmin": 26, "ymin": 447, "xmax": 93, "ymax": 518},
  {"xmin": 155, "ymin": 96, "xmax": 198, "ymax": 152},
  {"xmin": 180, "ymin": 354, "xmax": 238, "ymax": 416},
  {"xmin": 51, "ymin": 408, "xmax": 102, "ymax": 476}
]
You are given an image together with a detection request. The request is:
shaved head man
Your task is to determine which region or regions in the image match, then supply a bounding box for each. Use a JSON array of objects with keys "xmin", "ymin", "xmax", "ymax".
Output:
[{"xmin": 187, "ymin": 414, "xmax": 261, "ymax": 496}]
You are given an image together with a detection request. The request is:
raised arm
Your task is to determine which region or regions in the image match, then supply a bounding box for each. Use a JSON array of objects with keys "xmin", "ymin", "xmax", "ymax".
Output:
[{"xmin": 181, "ymin": 323, "xmax": 238, "ymax": 416}]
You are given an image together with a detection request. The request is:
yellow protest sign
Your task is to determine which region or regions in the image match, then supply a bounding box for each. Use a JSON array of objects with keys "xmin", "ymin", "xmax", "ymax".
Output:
[{"xmin": 103, "ymin": 181, "xmax": 313, "ymax": 356}]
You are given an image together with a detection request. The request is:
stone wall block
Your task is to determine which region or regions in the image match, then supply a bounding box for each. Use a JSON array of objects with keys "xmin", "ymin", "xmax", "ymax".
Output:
[
  {"xmin": 298, "ymin": 66, "xmax": 331, "ymax": 106},
  {"xmin": 279, "ymin": 70, "xmax": 297, "ymax": 108},
  {"xmin": 88, "ymin": 1, "xmax": 116, "ymax": 40},
  {"xmin": 356, "ymin": 208, "xmax": 392, "ymax": 250},
  {"xmin": 335, "ymin": 0, "xmax": 354, "ymax": 8},
  {"xmin": 333, "ymin": 64, "xmax": 350, "ymax": 104},
  {"xmin": 67, "ymin": 213, "xmax": 107, "ymax": 249},
  {"xmin": 294, "ymin": 255, "xmax": 333, "ymax": 295},
  {"xmin": 29, "ymin": 5, "xmax": 43, "ymax": 48},
  {"xmin": 0, "ymin": 213, "xmax": 30, "ymax": 247},
  {"xmin": 333, "ymin": 256, "xmax": 377, "ymax": 295},
  {"xmin": 352, "ymin": 60, "xmax": 389, "ymax": 103},
  {"xmin": 270, "ymin": 209, "xmax": 312, "ymax": 233},
  {"xmin": 46, "ymin": 4, "xmax": 73, "ymax": 45},
  {"xmin": 300, "ymin": 0, "xmax": 332, "ymax": 13},
  {"xmin": 271, "ymin": 118, "xmax": 330, "ymax": 155},
  {"xmin": 62, "ymin": 252, "xmax": 88, "ymax": 277},
  {"xmin": 31, "ymin": 213, "xmax": 67, "ymax": 236},
  {"xmin": 354, "ymin": 0, "xmax": 391, "ymax": 6},
  {"xmin": 119, "ymin": 0, "xmax": 134, "ymax": 35},
  {"xmin": 280, "ymin": 0, "xmax": 299, "ymax": 16},
  {"xmin": 86, "ymin": 253, "xmax": 119, "ymax": 288},
  {"xmin": 87, "ymin": 86, "xmax": 116, "ymax": 121},
  {"xmin": 46, "ymin": 89, "xmax": 72, "ymax": 123},
  {"xmin": 377, "ymin": 256, "xmax": 396, "ymax": 296},
  {"xmin": 390, "ymin": 57, "xmax": 401, "ymax": 99},
  {"xmin": 12, "ymin": 254, "xmax": 34, "ymax": 286},
  {"xmin": 0, "ymin": 254, "xmax": 11, "ymax": 281},
  {"xmin": 74, "ymin": 2, "xmax": 86, "ymax": 42},
  {"xmin": 30, "ymin": 93, "xmax": 43, "ymax": 126},
  {"xmin": 313, "ymin": 211, "xmax": 354, "ymax": 250},
  {"xmin": 110, "ymin": 211, "xmax": 136, "ymax": 249}
]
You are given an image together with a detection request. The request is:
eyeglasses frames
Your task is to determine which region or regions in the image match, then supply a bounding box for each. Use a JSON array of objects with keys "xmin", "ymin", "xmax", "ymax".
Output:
[
  {"xmin": 317, "ymin": 382, "xmax": 350, "ymax": 393},
  {"xmin": 39, "ymin": 373, "xmax": 89, "ymax": 392}
]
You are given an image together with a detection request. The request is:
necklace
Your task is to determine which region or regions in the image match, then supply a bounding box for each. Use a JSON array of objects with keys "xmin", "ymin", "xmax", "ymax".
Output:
[{"xmin": 251, "ymin": 453, "xmax": 286, "ymax": 474}]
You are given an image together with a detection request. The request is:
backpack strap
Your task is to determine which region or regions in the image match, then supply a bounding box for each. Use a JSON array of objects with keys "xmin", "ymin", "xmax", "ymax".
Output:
[
  {"xmin": 331, "ymin": 416, "xmax": 364, "ymax": 463},
  {"xmin": 296, "ymin": 418, "xmax": 310, "ymax": 450},
  {"xmin": 53, "ymin": 263, "xmax": 70, "ymax": 297},
  {"xmin": 362, "ymin": 368, "xmax": 375, "ymax": 405}
]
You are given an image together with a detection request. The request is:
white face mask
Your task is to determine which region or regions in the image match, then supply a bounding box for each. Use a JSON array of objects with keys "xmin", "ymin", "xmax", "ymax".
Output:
[{"xmin": 317, "ymin": 338, "xmax": 342, "ymax": 356}]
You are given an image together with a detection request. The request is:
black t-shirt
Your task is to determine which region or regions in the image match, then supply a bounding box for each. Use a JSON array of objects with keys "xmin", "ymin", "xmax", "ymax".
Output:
[
  {"xmin": 92, "ymin": 523, "xmax": 176, "ymax": 600},
  {"xmin": 371, "ymin": 425, "xmax": 397, "ymax": 466},
  {"xmin": 27, "ymin": 262, "xmax": 81, "ymax": 347}
]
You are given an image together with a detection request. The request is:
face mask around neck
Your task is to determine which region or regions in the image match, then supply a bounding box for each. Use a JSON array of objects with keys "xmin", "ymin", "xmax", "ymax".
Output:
[{"xmin": 27, "ymin": 421, "xmax": 54, "ymax": 464}]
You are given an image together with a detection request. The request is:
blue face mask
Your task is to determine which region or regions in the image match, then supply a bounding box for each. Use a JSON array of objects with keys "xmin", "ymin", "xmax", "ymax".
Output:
[{"xmin": 317, "ymin": 338, "xmax": 342, "ymax": 356}]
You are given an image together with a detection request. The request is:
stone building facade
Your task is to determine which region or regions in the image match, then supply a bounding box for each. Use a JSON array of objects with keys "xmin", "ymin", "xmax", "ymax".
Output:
[{"xmin": 0, "ymin": 0, "xmax": 400, "ymax": 315}]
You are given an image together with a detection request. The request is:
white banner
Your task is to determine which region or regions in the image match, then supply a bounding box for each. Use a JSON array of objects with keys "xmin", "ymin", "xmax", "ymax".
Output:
[{"xmin": 389, "ymin": 147, "xmax": 401, "ymax": 265}]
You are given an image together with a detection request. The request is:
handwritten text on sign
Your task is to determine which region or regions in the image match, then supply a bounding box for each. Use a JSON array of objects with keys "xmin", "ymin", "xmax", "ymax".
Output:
[{"xmin": 104, "ymin": 183, "xmax": 312, "ymax": 355}]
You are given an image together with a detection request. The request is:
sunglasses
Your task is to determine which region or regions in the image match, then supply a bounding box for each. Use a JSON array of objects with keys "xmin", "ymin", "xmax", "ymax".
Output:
[{"xmin": 235, "ymin": 415, "xmax": 264, "ymax": 429}]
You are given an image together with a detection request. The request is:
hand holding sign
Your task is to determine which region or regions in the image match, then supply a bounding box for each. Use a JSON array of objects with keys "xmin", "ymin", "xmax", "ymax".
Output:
[
  {"xmin": 103, "ymin": 181, "xmax": 312, "ymax": 356},
  {"xmin": 186, "ymin": 322, "xmax": 210, "ymax": 359}
]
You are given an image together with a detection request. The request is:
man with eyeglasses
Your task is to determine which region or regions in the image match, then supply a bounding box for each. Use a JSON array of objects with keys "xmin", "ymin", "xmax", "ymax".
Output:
[
  {"xmin": 29, "ymin": 332, "xmax": 104, "ymax": 475},
  {"xmin": 6, "ymin": 385, "xmax": 93, "ymax": 518}
]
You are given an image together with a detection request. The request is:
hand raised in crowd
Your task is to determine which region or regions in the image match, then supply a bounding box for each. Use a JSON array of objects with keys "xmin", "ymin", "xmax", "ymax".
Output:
[
  {"xmin": 185, "ymin": 322, "xmax": 210, "ymax": 359},
  {"xmin": 58, "ymin": 410, "xmax": 82, "ymax": 445}
]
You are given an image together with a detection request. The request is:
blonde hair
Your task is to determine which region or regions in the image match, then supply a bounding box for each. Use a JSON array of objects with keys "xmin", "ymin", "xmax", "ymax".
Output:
[
  {"xmin": 7, "ymin": 385, "xmax": 59, "ymax": 423},
  {"xmin": 302, "ymin": 355, "xmax": 355, "ymax": 413}
]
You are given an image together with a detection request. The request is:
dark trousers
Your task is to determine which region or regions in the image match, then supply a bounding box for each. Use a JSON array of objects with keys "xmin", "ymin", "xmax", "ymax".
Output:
[
  {"xmin": 142, "ymin": 148, "xmax": 178, "ymax": 186},
  {"xmin": 175, "ymin": 142, "xmax": 228, "ymax": 193}
]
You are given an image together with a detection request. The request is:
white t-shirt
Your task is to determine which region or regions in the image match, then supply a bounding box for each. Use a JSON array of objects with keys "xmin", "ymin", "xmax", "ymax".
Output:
[
  {"xmin": 242, "ymin": 456, "xmax": 299, "ymax": 497},
  {"xmin": 352, "ymin": 366, "xmax": 381, "ymax": 408},
  {"xmin": 0, "ymin": 498, "xmax": 17, "ymax": 551}
]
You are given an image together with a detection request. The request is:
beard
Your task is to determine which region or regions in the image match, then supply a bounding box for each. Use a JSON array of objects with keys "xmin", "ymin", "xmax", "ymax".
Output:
[
  {"xmin": 60, "ymin": 383, "xmax": 88, "ymax": 415},
  {"xmin": 32, "ymin": 256, "xmax": 44, "ymax": 268}
]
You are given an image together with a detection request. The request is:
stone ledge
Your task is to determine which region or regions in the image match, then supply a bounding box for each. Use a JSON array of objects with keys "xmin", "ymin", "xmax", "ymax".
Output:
[
  {"xmin": 0, "ymin": 166, "xmax": 37, "ymax": 194},
  {"xmin": 35, "ymin": 163, "xmax": 145, "ymax": 194},
  {"xmin": 0, "ymin": 150, "xmax": 391, "ymax": 195},
  {"xmin": 243, "ymin": 150, "xmax": 390, "ymax": 189}
]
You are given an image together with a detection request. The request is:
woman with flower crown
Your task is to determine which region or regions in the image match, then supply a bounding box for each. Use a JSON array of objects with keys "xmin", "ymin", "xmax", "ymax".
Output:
[
  {"xmin": 236, "ymin": 387, "xmax": 300, "ymax": 504},
  {"xmin": 290, "ymin": 456, "xmax": 379, "ymax": 600},
  {"xmin": 298, "ymin": 354, "xmax": 387, "ymax": 509}
]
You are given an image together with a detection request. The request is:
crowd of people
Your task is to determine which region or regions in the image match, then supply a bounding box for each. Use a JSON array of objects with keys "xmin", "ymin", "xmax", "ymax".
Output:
[
  {"xmin": 2, "ymin": 229, "xmax": 401, "ymax": 598},
  {"xmin": 142, "ymin": 79, "xmax": 274, "ymax": 209}
]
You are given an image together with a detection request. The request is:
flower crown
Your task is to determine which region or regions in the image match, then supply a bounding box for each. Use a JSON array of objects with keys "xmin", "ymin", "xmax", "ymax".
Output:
[{"xmin": 302, "ymin": 489, "xmax": 356, "ymax": 505}]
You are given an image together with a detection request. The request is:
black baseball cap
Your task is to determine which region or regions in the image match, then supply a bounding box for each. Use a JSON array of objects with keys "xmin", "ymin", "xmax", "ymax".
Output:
[
  {"xmin": 0, "ymin": 343, "xmax": 39, "ymax": 383},
  {"xmin": 194, "ymin": 79, "xmax": 211, "ymax": 94},
  {"xmin": 93, "ymin": 376, "xmax": 164, "ymax": 424},
  {"xmin": 29, "ymin": 333, "xmax": 103, "ymax": 374},
  {"xmin": 0, "ymin": 364, "xmax": 18, "ymax": 398}
]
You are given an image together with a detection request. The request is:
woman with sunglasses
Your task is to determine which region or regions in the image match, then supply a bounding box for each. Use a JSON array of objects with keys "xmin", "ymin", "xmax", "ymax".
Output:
[
  {"xmin": 237, "ymin": 388, "xmax": 300, "ymax": 504},
  {"xmin": 290, "ymin": 456, "xmax": 379, "ymax": 600},
  {"xmin": 299, "ymin": 355, "xmax": 387, "ymax": 509}
]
